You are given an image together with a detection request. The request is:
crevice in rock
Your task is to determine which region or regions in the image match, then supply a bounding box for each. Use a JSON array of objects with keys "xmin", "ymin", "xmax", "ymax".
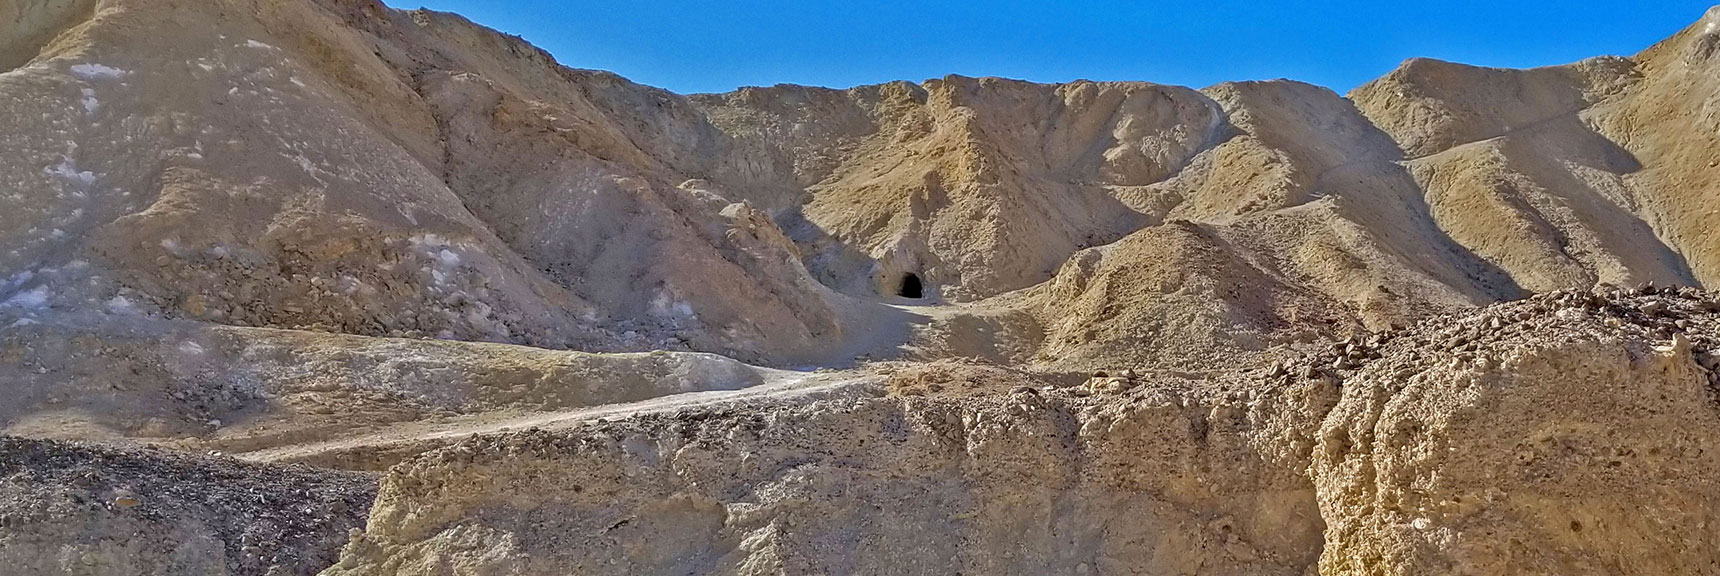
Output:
[{"xmin": 898, "ymin": 272, "xmax": 924, "ymax": 299}]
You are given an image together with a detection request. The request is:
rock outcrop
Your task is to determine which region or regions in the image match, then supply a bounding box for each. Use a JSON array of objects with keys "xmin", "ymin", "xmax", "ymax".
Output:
[{"xmin": 327, "ymin": 288, "xmax": 1720, "ymax": 576}]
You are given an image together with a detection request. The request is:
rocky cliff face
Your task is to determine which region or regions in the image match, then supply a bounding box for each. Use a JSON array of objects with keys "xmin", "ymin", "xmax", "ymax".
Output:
[
  {"xmin": 4, "ymin": 0, "xmax": 1720, "ymax": 574},
  {"xmin": 326, "ymin": 370, "xmax": 1332, "ymax": 576},
  {"xmin": 1313, "ymin": 287, "xmax": 1720, "ymax": 574},
  {"xmin": 326, "ymin": 288, "xmax": 1720, "ymax": 576}
]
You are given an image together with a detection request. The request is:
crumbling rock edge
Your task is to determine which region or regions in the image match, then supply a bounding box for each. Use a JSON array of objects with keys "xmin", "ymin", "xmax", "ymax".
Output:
[{"xmin": 325, "ymin": 288, "xmax": 1720, "ymax": 575}]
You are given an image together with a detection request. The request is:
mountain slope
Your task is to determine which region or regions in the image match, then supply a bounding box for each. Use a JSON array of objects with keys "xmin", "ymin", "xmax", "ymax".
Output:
[{"xmin": 5, "ymin": 0, "xmax": 1719, "ymax": 374}]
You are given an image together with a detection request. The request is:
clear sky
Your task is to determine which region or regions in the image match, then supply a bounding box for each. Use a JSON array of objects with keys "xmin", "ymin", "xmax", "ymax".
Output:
[{"xmin": 378, "ymin": 1, "xmax": 1716, "ymax": 95}]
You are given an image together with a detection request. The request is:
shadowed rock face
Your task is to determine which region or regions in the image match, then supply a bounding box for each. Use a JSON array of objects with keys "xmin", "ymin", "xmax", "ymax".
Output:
[
  {"xmin": 4, "ymin": 1, "xmax": 1720, "ymax": 574},
  {"xmin": 0, "ymin": 436, "xmax": 376, "ymax": 576},
  {"xmin": 0, "ymin": 0, "xmax": 97, "ymax": 72}
]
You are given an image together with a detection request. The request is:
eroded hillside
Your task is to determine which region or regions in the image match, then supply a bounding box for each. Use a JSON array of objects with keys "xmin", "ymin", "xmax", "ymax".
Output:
[{"xmin": 3, "ymin": 0, "xmax": 1720, "ymax": 574}]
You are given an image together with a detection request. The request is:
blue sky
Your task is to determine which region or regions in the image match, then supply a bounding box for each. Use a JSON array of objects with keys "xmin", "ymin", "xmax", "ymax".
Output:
[{"xmin": 379, "ymin": 1, "xmax": 1716, "ymax": 95}]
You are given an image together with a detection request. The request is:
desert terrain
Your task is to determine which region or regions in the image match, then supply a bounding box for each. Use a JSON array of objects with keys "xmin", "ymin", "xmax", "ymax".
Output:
[{"xmin": 4, "ymin": 1, "xmax": 1720, "ymax": 574}]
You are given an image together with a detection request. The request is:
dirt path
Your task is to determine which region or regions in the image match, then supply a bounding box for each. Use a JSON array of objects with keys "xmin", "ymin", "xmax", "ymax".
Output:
[
  {"xmin": 234, "ymin": 368, "xmax": 883, "ymax": 467},
  {"xmin": 225, "ymin": 301, "xmax": 969, "ymax": 469}
]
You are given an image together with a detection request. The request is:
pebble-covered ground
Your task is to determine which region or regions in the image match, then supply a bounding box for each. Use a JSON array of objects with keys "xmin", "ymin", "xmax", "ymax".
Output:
[{"xmin": 0, "ymin": 436, "xmax": 375, "ymax": 576}]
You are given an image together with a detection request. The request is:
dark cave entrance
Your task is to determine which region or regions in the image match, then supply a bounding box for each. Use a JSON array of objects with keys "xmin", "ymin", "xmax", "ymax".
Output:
[{"xmin": 897, "ymin": 273, "xmax": 924, "ymax": 299}]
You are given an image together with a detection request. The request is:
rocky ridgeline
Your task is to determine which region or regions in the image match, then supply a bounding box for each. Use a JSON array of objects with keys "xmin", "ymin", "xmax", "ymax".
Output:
[
  {"xmin": 1065, "ymin": 284, "xmax": 1720, "ymax": 403},
  {"xmin": 1242, "ymin": 283, "xmax": 1720, "ymax": 383}
]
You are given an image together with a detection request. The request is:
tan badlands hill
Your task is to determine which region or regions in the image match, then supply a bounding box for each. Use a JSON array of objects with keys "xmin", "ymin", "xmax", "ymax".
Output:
[{"xmin": 2, "ymin": 0, "xmax": 1720, "ymax": 574}]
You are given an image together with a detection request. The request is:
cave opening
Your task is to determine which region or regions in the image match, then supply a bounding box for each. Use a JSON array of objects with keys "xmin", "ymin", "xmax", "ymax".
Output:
[{"xmin": 898, "ymin": 273, "xmax": 924, "ymax": 299}]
